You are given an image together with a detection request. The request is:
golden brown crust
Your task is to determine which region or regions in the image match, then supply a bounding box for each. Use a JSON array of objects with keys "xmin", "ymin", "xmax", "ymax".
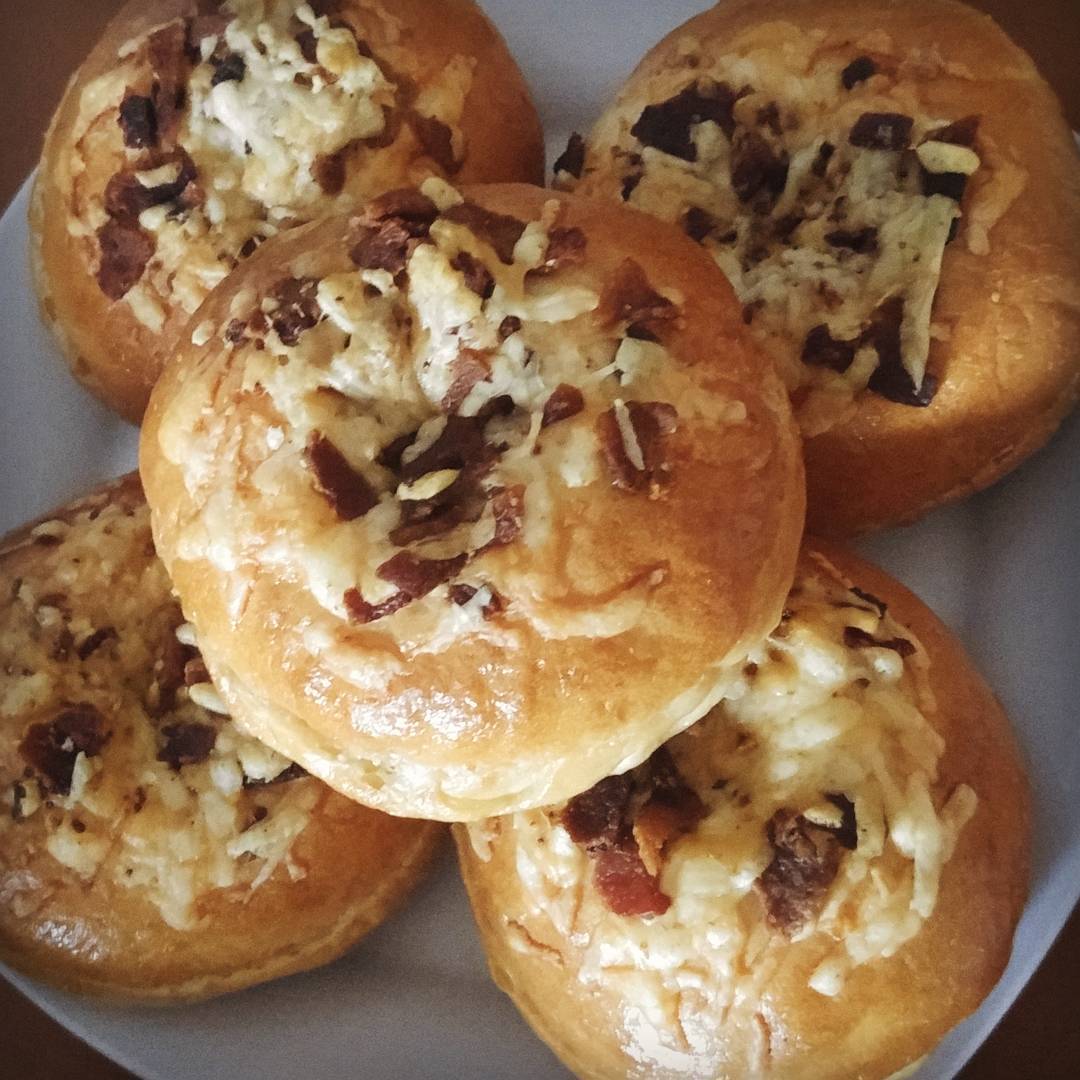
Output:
[
  {"xmin": 455, "ymin": 541, "xmax": 1030, "ymax": 1079},
  {"xmin": 30, "ymin": 0, "xmax": 545, "ymax": 423},
  {"xmin": 571, "ymin": 0, "xmax": 1080, "ymax": 536},
  {"xmin": 140, "ymin": 181, "xmax": 805, "ymax": 821},
  {"xmin": 0, "ymin": 475, "xmax": 443, "ymax": 1002}
]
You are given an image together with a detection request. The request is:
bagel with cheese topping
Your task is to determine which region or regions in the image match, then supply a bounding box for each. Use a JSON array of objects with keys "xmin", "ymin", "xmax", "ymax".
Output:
[
  {"xmin": 139, "ymin": 180, "xmax": 805, "ymax": 821},
  {"xmin": 456, "ymin": 542, "xmax": 1030, "ymax": 1079},
  {"xmin": 31, "ymin": 0, "xmax": 544, "ymax": 422},
  {"xmin": 562, "ymin": 0, "xmax": 1080, "ymax": 535},
  {"xmin": 0, "ymin": 475, "xmax": 441, "ymax": 1002}
]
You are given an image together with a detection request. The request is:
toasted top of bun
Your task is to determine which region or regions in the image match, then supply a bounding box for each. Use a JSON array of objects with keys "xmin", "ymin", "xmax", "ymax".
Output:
[
  {"xmin": 0, "ymin": 476, "xmax": 441, "ymax": 1002},
  {"xmin": 31, "ymin": 0, "xmax": 544, "ymax": 421},
  {"xmin": 140, "ymin": 181, "xmax": 805, "ymax": 821},
  {"xmin": 456, "ymin": 542, "xmax": 1030, "ymax": 1079},
  {"xmin": 565, "ymin": 0, "xmax": 1080, "ymax": 535}
]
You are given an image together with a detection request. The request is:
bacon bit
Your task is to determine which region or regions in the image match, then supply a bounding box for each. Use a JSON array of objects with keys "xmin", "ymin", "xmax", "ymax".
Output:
[
  {"xmin": 630, "ymin": 80, "xmax": 741, "ymax": 160},
  {"xmin": 553, "ymin": 132, "xmax": 586, "ymax": 179},
  {"xmin": 864, "ymin": 297, "xmax": 937, "ymax": 406},
  {"xmin": 397, "ymin": 415, "xmax": 494, "ymax": 483},
  {"xmin": 801, "ymin": 324, "xmax": 856, "ymax": 373},
  {"xmin": 497, "ymin": 314, "xmax": 522, "ymax": 341},
  {"xmin": 104, "ymin": 149, "xmax": 198, "ymax": 219},
  {"xmin": 824, "ymin": 226, "xmax": 878, "ymax": 254},
  {"xmin": 312, "ymin": 148, "xmax": 348, "ymax": 195},
  {"xmin": 76, "ymin": 626, "xmax": 118, "ymax": 661},
  {"xmin": 441, "ymin": 349, "xmax": 492, "ymax": 413},
  {"xmin": 924, "ymin": 115, "xmax": 980, "ymax": 148},
  {"xmin": 533, "ymin": 227, "xmax": 587, "ymax": 275},
  {"xmin": 842, "ymin": 625, "xmax": 915, "ymax": 656},
  {"xmin": 562, "ymin": 749, "xmax": 703, "ymax": 917},
  {"xmin": 756, "ymin": 101, "xmax": 782, "ymax": 135},
  {"xmin": 448, "ymin": 583, "xmax": 503, "ymax": 618},
  {"xmin": 18, "ymin": 705, "xmax": 110, "ymax": 795},
  {"xmin": 157, "ymin": 721, "xmax": 217, "ymax": 770},
  {"xmin": 118, "ymin": 91, "xmax": 158, "ymax": 148},
  {"xmin": 596, "ymin": 259, "xmax": 679, "ymax": 339},
  {"xmin": 96, "ymin": 219, "xmax": 155, "ymax": 300},
  {"xmin": 441, "ymin": 202, "xmax": 526, "ymax": 264},
  {"xmin": 350, "ymin": 218, "xmax": 418, "ymax": 274},
  {"xmin": 826, "ymin": 793, "xmax": 859, "ymax": 851},
  {"xmin": 541, "ymin": 383, "xmax": 584, "ymax": 428},
  {"xmin": 731, "ymin": 130, "xmax": 789, "ymax": 206},
  {"xmin": 841, "ymin": 56, "xmax": 877, "ymax": 89},
  {"xmin": 151, "ymin": 628, "xmax": 193, "ymax": 715},
  {"xmin": 755, "ymin": 809, "xmax": 846, "ymax": 935},
  {"xmin": 183, "ymin": 657, "xmax": 210, "ymax": 686},
  {"xmin": 922, "ymin": 171, "xmax": 968, "ymax": 201},
  {"xmin": 848, "ymin": 111, "xmax": 913, "ymax": 151},
  {"xmin": 450, "ymin": 251, "xmax": 494, "ymax": 299},
  {"xmin": 343, "ymin": 552, "xmax": 468, "ymax": 624},
  {"xmin": 486, "ymin": 485, "xmax": 525, "ymax": 548},
  {"xmin": 210, "ymin": 51, "xmax": 245, "ymax": 86},
  {"xmin": 147, "ymin": 22, "xmax": 189, "ymax": 148},
  {"xmin": 305, "ymin": 433, "xmax": 379, "ymax": 520},
  {"xmin": 268, "ymin": 276, "xmax": 321, "ymax": 345},
  {"xmin": 360, "ymin": 188, "xmax": 439, "ymax": 230},
  {"xmin": 597, "ymin": 400, "xmax": 678, "ymax": 494},
  {"xmin": 681, "ymin": 206, "xmax": 717, "ymax": 243},
  {"xmin": 811, "ymin": 141, "xmax": 836, "ymax": 178},
  {"xmin": 410, "ymin": 113, "xmax": 459, "ymax": 174},
  {"xmin": 295, "ymin": 28, "xmax": 318, "ymax": 64}
]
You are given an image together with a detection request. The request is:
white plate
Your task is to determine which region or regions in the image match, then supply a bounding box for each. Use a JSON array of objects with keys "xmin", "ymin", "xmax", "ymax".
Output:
[{"xmin": 2, "ymin": 2, "xmax": 1078, "ymax": 1076}]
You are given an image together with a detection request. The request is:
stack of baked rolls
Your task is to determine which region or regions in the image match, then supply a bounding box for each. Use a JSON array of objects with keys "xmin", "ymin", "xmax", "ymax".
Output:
[{"xmin": 4, "ymin": 0, "xmax": 1063, "ymax": 1072}]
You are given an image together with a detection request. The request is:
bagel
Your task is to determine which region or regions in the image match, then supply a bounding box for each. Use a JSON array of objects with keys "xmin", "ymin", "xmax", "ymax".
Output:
[
  {"xmin": 139, "ymin": 180, "xmax": 805, "ymax": 821},
  {"xmin": 0, "ymin": 475, "xmax": 442, "ymax": 1002},
  {"xmin": 455, "ymin": 542, "xmax": 1030, "ymax": 1079},
  {"xmin": 563, "ymin": 0, "xmax": 1080, "ymax": 535},
  {"xmin": 30, "ymin": 0, "xmax": 544, "ymax": 422}
]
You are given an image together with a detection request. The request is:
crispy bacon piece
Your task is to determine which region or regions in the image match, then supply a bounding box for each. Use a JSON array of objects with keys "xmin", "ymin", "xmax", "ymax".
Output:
[
  {"xmin": 562, "ymin": 749, "xmax": 704, "ymax": 917},
  {"xmin": 848, "ymin": 111, "xmax": 913, "ymax": 151},
  {"xmin": 76, "ymin": 626, "xmax": 118, "ymax": 661},
  {"xmin": 918, "ymin": 120, "xmax": 979, "ymax": 202},
  {"xmin": 147, "ymin": 22, "xmax": 189, "ymax": 148},
  {"xmin": 18, "ymin": 705, "xmax": 110, "ymax": 795},
  {"xmin": 157, "ymin": 721, "xmax": 217, "ymax": 770},
  {"xmin": 533, "ymin": 227, "xmax": 586, "ymax": 275},
  {"xmin": 350, "ymin": 218, "xmax": 417, "ymax": 274},
  {"xmin": 305, "ymin": 434, "xmax": 378, "ymax": 521},
  {"xmin": 486, "ymin": 485, "xmax": 525, "ymax": 548},
  {"xmin": 118, "ymin": 91, "xmax": 158, "ymax": 149},
  {"xmin": 96, "ymin": 219, "xmax": 155, "ymax": 300},
  {"xmin": 864, "ymin": 297, "xmax": 937, "ymax": 406},
  {"xmin": 210, "ymin": 51, "xmax": 245, "ymax": 86},
  {"xmin": 924, "ymin": 115, "xmax": 980, "ymax": 148},
  {"xmin": 397, "ymin": 415, "xmax": 494, "ymax": 483},
  {"xmin": 541, "ymin": 384, "xmax": 584, "ymax": 428},
  {"xmin": 842, "ymin": 625, "xmax": 915, "ymax": 656},
  {"xmin": 596, "ymin": 259, "xmax": 679, "ymax": 339},
  {"xmin": 342, "ymin": 552, "xmax": 467, "ymax": 624},
  {"xmin": 360, "ymin": 188, "xmax": 439, "ymax": 230},
  {"xmin": 103, "ymin": 149, "xmax": 198, "ymax": 219},
  {"xmin": 553, "ymin": 132, "xmax": 586, "ymax": 179},
  {"xmin": 811, "ymin": 141, "xmax": 836, "ymax": 178},
  {"xmin": 441, "ymin": 202, "xmax": 526, "ymax": 264},
  {"xmin": 841, "ymin": 56, "xmax": 877, "ymax": 89},
  {"xmin": 268, "ymin": 276, "xmax": 321, "ymax": 345},
  {"xmin": 801, "ymin": 324, "xmax": 856, "ymax": 373},
  {"xmin": 441, "ymin": 349, "xmax": 492, "ymax": 413},
  {"xmin": 448, "ymin": 583, "xmax": 503, "ymax": 618},
  {"xmin": 731, "ymin": 130, "xmax": 789, "ymax": 206},
  {"xmin": 755, "ymin": 807, "xmax": 852, "ymax": 935},
  {"xmin": 410, "ymin": 114, "xmax": 459, "ymax": 174},
  {"xmin": 681, "ymin": 206, "xmax": 718, "ymax": 243},
  {"xmin": 597, "ymin": 400, "xmax": 678, "ymax": 494},
  {"xmin": 497, "ymin": 315, "xmax": 522, "ymax": 341},
  {"xmin": 630, "ymin": 80, "xmax": 741, "ymax": 161},
  {"xmin": 450, "ymin": 251, "xmax": 495, "ymax": 299},
  {"xmin": 151, "ymin": 628, "xmax": 194, "ymax": 715},
  {"xmin": 824, "ymin": 226, "xmax": 878, "ymax": 254},
  {"xmin": 312, "ymin": 148, "xmax": 348, "ymax": 195}
]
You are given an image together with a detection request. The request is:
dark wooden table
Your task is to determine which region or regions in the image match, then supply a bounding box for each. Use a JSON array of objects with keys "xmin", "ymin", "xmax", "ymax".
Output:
[{"xmin": 1, "ymin": 1, "xmax": 1078, "ymax": 1077}]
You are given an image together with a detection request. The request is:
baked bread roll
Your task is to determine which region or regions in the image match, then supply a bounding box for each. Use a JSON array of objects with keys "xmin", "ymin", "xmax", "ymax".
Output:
[
  {"xmin": 562, "ymin": 0, "xmax": 1080, "ymax": 536},
  {"xmin": 456, "ymin": 542, "xmax": 1030, "ymax": 1079},
  {"xmin": 140, "ymin": 181, "xmax": 805, "ymax": 821},
  {"xmin": 31, "ymin": 0, "xmax": 544, "ymax": 422},
  {"xmin": 0, "ymin": 475, "xmax": 441, "ymax": 1002}
]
